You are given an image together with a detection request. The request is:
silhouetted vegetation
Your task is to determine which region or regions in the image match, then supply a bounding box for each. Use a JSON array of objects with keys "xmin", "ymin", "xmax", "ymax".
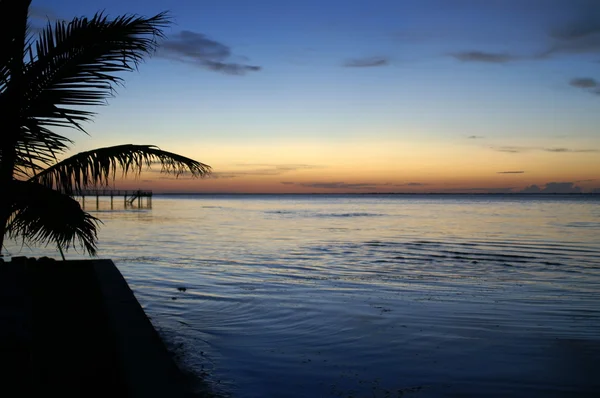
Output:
[{"xmin": 0, "ymin": 1, "xmax": 210, "ymax": 257}]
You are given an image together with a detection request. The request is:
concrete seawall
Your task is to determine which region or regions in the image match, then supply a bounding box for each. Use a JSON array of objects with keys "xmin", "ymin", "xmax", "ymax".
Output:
[
  {"xmin": 94, "ymin": 259, "xmax": 193, "ymax": 397},
  {"xmin": 0, "ymin": 258, "xmax": 197, "ymax": 397}
]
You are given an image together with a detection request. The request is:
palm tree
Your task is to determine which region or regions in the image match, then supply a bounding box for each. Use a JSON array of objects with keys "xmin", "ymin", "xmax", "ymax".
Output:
[{"xmin": 0, "ymin": 1, "xmax": 211, "ymax": 257}]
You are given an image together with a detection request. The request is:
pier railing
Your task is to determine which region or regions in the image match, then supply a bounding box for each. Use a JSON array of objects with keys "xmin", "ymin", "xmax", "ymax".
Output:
[{"xmin": 76, "ymin": 190, "xmax": 152, "ymax": 198}]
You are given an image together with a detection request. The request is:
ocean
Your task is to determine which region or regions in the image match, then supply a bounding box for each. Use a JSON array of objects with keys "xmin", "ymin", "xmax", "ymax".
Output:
[{"xmin": 6, "ymin": 194, "xmax": 600, "ymax": 397}]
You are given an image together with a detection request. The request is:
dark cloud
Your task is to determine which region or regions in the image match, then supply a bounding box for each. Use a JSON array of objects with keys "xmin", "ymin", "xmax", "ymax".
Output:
[
  {"xmin": 544, "ymin": 147, "xmax": 598, "ymax": 153},
  {"xmin": 449, "ymin": 3, "xmax": 600, "ymax": 65},
  {"xmin": 497, "ymin": 171, "xmax": 525, "ymax": 174},
  {"xmin": 520, "ymin": 182, "xmax": 582, "ymax": 194},
  {"xmin": 209, "ymin": 172, "xmax": 238, "ymax": 179},
  {"xmin": 443, "ymin": 187, "xmax": 516, "ymax": 193},
  {"xmin": 281, "ymin": 181, "xmax": 427, "ymax": 190},
  {"xmin": 492, "ymin": 146, "xmax": 597, "ymax": 154},
  {"xmin": 395, "ymin": 182, "xmax": 427, "ymax": 186},
  {"xmin": 235, "ymin": 163, "xmax": 318, "ymax": 170},
  {"xmin": 569, "ymin": 77, "xmax": 599, "ymax": 88},
  {"xmin": 467, "ymin": 135, "xmax": 484, "ymax": 139},
  {"xmin": 541, "ymin": 37, "xmax": 600, "ymax": 58},
  {"xmin": 159, "ymin": 31, "xmax": 261, "ymax": 75},
  {"xmin": 543, "ymin": 182, "xmax": 582, "ymax": 194},
  {"xmin": 300, "ymin": 182, "xmax": 379, "ymax": 190},
  {"xmin": 539, "ymin": 2, "xmax": 600, "ymax": 58},
  {"xmin": 520, "ymin": 184, "xmax": 542, "ymax": 193},
  {"xmin": 343, "ymin": 56, "xmax": 390, "ymax": 68},
  {"xmin": 156, "ymin": 175, "xmax": 199, "ymax": 180},
  {"xmin": 551, "ymin": 20, "xmax": 600, "ymax": 42},
  {"xmin": 492, "ymin": 146, "xmax": 532, "ymax": 153},
  {"xmin": 450, "ymin": 51, "xmax": 518, "ymax": 63},
  {"xmin": 210, "ymin": 164, "xmax": 319, "ymax": 179},
  {"xmin": 240, "ymin": 164, "xmax": 320, "ymax": 175},
  {"xmin": 568, "ymin": 77, "xmax": 600, "ymax": 96}
]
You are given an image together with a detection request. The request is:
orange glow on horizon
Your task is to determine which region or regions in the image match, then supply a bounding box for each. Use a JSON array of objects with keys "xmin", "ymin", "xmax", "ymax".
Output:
[{"xmin": 72, "ymin": 138, "xmax": 599, "ymax": 194}]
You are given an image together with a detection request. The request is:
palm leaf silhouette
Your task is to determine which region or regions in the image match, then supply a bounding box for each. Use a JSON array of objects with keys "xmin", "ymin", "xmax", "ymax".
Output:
[
  {"xmin": 0, "ymin": 3, "xmax": 210, "ymax": 257},
  {"xmin": 7, "ymin": 180, "xmax": 100, "ymax": 255},
  {"xmin": 31, "ymin": 145, "xmax": 211, "ymax": 194}
]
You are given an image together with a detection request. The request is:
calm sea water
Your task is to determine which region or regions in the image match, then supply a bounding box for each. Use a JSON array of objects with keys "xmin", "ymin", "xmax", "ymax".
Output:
[{"xmin": 7, "ymin": 194, "xmax": 600, "ymax": 397}]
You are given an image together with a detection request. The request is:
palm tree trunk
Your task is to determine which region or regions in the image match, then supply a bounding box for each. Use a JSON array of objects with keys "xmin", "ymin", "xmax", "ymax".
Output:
[{"xmin": 0, "ymin": 2, "xmax": 29, "ymax": 257}]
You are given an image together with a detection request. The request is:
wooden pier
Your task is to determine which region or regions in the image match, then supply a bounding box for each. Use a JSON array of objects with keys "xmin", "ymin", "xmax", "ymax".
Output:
[{"xmin": 77, "ymin": 190, "xmax": 152, "ymax": 210}]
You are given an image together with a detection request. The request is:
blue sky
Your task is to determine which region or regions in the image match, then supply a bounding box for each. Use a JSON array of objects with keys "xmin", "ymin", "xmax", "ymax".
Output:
[{"xmin": 30, "ymin": 0, "xmax": 600, "ymax": 193}]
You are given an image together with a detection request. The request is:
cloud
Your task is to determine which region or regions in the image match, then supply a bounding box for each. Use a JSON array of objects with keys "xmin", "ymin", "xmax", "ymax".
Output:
[
  {"xmin": 450, "ymin": 51, "xmax": 518, "ymax": 63},
  {"xmin": 343, "ymin": 56, "xmax": 389, "ymax": 68},
  {"xmin": 492, "ymin": 146, "xmax": 532, "ymax": 153},
  {"xmin": 544, "ymin": 147, "xmax": 598, "ymax": 153},
  {"xmin": 520, "ymin": 182, "xmax": 582, "ymax": 194},
  {"xmin": 492, "ymin": 146, "xmax": 598, "ymax": 154},
  {"xmin": 467, "ymin": 135, "xmax": 484, "ymax": 139},
  {"xmin": 443, "ymin": 187, "xmax": 516, "ymax": 193},
  {"xmin": 239, "ymin": 164, "xmax": 320, "ymax": 175},
  {"xmin": 569, "ymin": 77, "xmax": 599, "ymax": 88},
  {"xmin": 280, "ymin": 181, "xmax": 427, "ymax": 190},
  {"xmin": 535, "ymin": 2, "xmax": 600, "ymax": 58},
  {"xmin": 235, "ymin": 163, "xmax": 318, "ymax": 170},
  {"xmin": 300, "ymin": 182, "xmax": 379, "ymax": 190},
  {"xmin": 450, "ymin": 4, "xmax": 600, "ymax": 65},
  {"xmin": 210, "ymin": 164, "xmax": 320, "ymax": 179},
  {"xmin": 395, "ymin": 182, "xmax": 427, "ymax": 186},
  {"xmin": 159, "ymin": 31, "xmax": 261, "ymax": 75},
  {"xmin": 551, "ymin": 18, "xmax": 600, "ymax": 42},
  {"xmin": 542, "ymin": 16, "xmax": 600, "ymax": 57},
  {"xmin": 209, "ymin": 172, "xmax": 238, "ymax": 179},
  {"xmin": 156, "ymin": 176, "xmax": 198, "ymax": 180},
  {"xmin": 497, "ymin": 171, "xmax": 525, "ymax": 174},
  {"xmin": 568, "ymin": 77, "xmax": 600, "ymax": 96},
  {"xmin": 542, "ymin": 182, "xmax": 582, "ymax": 194},
  {"xmin": 520, "ymin": 184, "xmax": 542, "ymax": 193}
]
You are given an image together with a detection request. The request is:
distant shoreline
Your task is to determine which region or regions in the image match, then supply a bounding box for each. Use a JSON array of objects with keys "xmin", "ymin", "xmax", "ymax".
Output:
[{"xmin": 153, "ymin": 192, "xmax": 600, "ymax": 196}]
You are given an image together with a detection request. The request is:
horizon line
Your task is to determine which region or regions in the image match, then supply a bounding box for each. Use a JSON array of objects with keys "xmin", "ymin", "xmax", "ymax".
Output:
[{"xmin": 152, "ymin": 192, "xmax": 599, "ymax": 195}]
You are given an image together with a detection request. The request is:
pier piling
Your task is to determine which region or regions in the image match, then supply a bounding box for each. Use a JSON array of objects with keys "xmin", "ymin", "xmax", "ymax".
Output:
[{"xmin": 77, "ymin": 190, "xmax": 153, "ymax": 210}]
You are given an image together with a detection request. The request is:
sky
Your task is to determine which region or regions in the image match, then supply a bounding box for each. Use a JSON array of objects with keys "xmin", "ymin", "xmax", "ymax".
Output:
[{"xmin": 31, "ymin": 0, "xmax": 600, "ymax": 193}]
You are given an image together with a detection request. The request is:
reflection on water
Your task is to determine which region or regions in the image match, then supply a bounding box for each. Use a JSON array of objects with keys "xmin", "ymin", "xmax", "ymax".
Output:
[{"xmin": 6, "ymin": 195, "xmax": 600, "ymax": 397}]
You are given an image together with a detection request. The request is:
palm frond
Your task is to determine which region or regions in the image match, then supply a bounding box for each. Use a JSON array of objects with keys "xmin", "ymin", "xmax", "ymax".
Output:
[
  {"xmin": 0, "ymin": 10, "xmax": 169, "ymax": 177},
  {"xmin": 21, "ymin": 11, "xmax": 169, "ymax": 130},
  {"xmin": 30, "ymin": 144, "xmax": 211, "ymax": 194},
  {"xmin": 12, "ymin": 122, "xmax": 73, "ymax": 176},
  {"xmin": 7, "ymin": 180, "xmax": 100, "ymax": 255}
]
